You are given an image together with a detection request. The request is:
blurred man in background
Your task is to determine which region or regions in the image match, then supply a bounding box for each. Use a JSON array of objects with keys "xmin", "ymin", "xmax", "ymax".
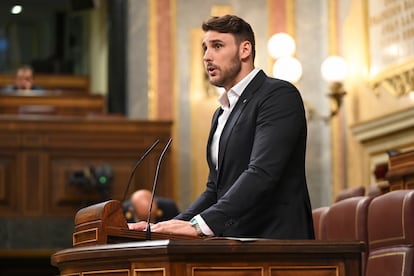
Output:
[
  {"xmin": 124, "ymin": 189, "xmax": 179, "ymax": 223},
  {"xmin": 14, "ymin": 65, "xmax": 42, "ymax": 90}
]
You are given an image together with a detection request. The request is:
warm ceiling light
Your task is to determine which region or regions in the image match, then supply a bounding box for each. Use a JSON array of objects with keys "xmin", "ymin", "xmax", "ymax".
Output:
[
  {"xmin": 409, "ymin": 91, "xmax": 414, "ymax": 102},
  {"xmin": 320, "ymin": 55, "xmax": 348, "ymax": 119},
  {"xmin": 272, "ymin": 56, "xmax": 303, "ymax": 83},
  {"xmin": 267, "ymin": 33, "xmax": 296, "ymax": 59},
  {"xmin": 321, "ymin": 55, "xmax": 347, "ymax": 82},
  {"xmin": 11, "ymin": 5, "xmax": 23, "ymax": 15}
]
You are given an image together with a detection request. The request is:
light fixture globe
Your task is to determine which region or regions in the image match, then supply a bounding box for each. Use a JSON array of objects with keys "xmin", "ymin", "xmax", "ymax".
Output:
[
  {"xmin": 272, "ymin": 56, "xmax": 303, "ymax": 83},
  {"xmin": 321, "ymin": 55, "xmax": 347, "ymax": 82},
  {"xmin": 267, "ymin": 33, "xmax": 296, "ymax": 59},
  {"xmin": 11, "ymin": 5, "xmax": 23, "ymax": 14},
  {"xmin": 320, "ymin": 55, "xmax": 348, "ymax": 119}
]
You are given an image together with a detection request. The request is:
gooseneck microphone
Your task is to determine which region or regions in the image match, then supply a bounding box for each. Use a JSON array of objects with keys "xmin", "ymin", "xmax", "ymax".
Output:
[
  {"xmin": 121, "ymin": 139, "xmax": 160, "ymax": 202},
  {"xmin": 146, "ymin": 138, "xmax": 173, "ymax": 240}
]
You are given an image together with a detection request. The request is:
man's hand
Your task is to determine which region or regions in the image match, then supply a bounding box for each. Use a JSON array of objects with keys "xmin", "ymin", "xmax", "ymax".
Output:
[
  {"xmin": 151, "ymin": 219, "xmax": 199, "ymax": 237},
  {"xmin": 128, "ymin": 221, "xmax": 150, "ymax": 231}
]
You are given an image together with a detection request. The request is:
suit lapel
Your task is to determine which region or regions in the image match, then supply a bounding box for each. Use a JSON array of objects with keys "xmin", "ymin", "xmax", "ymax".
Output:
[{"xmin": 217, "ymin": 70, "xmax": 267, "ymax": 171}]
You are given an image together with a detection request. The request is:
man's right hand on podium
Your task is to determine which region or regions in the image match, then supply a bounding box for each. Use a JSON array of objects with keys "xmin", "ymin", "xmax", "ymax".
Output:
[
  {"xmin": 128, "ymin": 219, "xmax": 200, "ymax": 237},
  {"xmin": 128, "ymin": 221, "xmax": 150, "ymax": 231}
]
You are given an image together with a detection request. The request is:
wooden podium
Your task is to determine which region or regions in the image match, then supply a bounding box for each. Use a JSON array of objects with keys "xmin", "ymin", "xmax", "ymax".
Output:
[
  {"xmin": 386, "ymin": 149, "xmax": 414, "ymax": 191},
  {"xmin": 72, "ymin": 200, "xmax": 198, "ymax": 247},
  {"xmin": 51, "ymin": 201, "xmax": 364, "ymax": 276}
]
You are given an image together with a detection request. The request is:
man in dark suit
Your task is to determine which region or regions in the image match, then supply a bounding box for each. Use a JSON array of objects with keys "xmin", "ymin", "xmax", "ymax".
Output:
[
  {"xmin": 124, "ymin": 189, "xmax": 179, "ymax": 223},
  {"xmin": 1, "ymin": 65, "xmax": 43, "ymax": 93},
  {"xmin": 129, "ymin": 14, "xmax": 314, "ymax": 239},
  {"xmin": 13, "ymin": 65, "xmax": 42, "ymax": 90}
]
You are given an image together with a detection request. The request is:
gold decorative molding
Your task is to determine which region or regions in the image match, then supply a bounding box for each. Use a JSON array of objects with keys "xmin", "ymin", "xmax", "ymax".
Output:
[
  {"xmin": 381, "ymin": 69, "xmax": 414, "ymax": 97},
  {"xmin": 351, "ymin": 107, "xmax": 414, "ymax": 143},
  {"xmin": 134, "ymin": 267, "xmax": 166, "ymax": 275},
  {"xmin": 369, "ymin": 58, "xmax": 414, "ymax": 97},
  {"xmin": 351, "ymin": 107, "xmax": 414, "ymax": 185},
  {"xmin": 366, "ymin": 1, "xmax": 414, "ymax": 97}
]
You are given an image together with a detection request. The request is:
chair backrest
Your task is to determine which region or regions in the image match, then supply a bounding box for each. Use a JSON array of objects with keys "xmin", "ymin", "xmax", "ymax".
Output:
[
  {"xmin": 323, "ymin": 196, "xmax": 372, "ymax": 275},
  {"xmin": 312, "ymin": 206, "xmax": 329, "ymax": 240},
  {"xmin": 365, "ymin": 190, "xmax": 414, "ymax": 276},
  {"xmin": 367, "ymin": 184, "xmax": 382, "ymax": 198},
  {"xmin": 335, "ymin": 186, "xmax": 366, "ymax": 202},
  {"xmin": 367, "ymin": 181, "xmax": 388, "ymax": 198},
  {"xmin": 323, "ymin": 196, "xmax": 371, "ymax": 241}
]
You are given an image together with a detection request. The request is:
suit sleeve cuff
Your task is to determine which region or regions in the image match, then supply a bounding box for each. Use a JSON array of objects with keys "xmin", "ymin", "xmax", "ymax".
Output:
[{"xmin": 193, "ymin": 214, "xmax": 215, "ymax": 236}]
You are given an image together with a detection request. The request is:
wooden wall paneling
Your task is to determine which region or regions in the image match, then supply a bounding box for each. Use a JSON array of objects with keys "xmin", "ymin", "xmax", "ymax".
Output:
[
  {"xmin": 0, "ymin": 116, "xmax": 173, "ymax": 217},
  {"xmin": 387, "ymin": 149, "xmax": 414, "ymax": 191},
  {"xmin": 47, "ymin": 151, "xmax": 158, "ymax": 216},
  {"xmin": 0, "ymin": 74, "xmax": 90, "ymax": 92},
  {"xmin": 0, "ymin": 94, "xmax": 105, "ymax": 116},
  {"xmin": 21, "ymin": 151, "xmax": 43, "ymax": 216},
  {"xmin": 0, "ymin": 151, "xmax": 19, "ymax": 215}
]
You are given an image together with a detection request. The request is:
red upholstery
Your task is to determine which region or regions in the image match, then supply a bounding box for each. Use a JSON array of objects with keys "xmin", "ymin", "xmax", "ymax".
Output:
[
  {"xmin": 365, "ymin": 190, "xmax": 414, "ymax": 276},
  {"xmin": 312, "ymin": 206, "xmax": 329, "ymax": 240},
  {"xmin": 322, "ymin": 196, "xmax": 372, "ymax": 275},
  {"xmin": 367, "ymin": 184, "xmax": 382, "ymax": 198},
  {"xmin": 323, "ymin": 196, "xmax": 371, "ymax": 241}
]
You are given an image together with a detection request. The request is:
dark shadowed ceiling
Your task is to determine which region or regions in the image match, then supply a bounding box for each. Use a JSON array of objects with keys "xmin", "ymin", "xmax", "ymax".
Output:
[{"xmin": 0, "ymin": 0, "xmax": 71, "ymax": 20}]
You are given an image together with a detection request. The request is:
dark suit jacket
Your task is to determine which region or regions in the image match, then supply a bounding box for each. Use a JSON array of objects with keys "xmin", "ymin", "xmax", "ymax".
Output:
[
  {"xmin": 176, "ymin": 70, "xmax": 314, "ymax": 239},
  {"xmin": 155, "ymin": 196, "xmax": 180, "ymax": 223},
  {"xmin": 123, "ymin": 197, "xmax": 180, "ymax": 223}
]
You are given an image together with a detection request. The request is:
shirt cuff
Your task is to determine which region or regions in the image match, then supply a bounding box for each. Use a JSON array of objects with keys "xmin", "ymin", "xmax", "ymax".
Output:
[{"xmin": 193, "ymin": 214, "xmax": 215, "ymax": 236}]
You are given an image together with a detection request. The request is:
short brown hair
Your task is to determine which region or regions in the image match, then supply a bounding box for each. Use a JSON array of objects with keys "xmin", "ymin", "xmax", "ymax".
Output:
[{"xmin": 202, "ymin": 15, "xmax": 256, "ymax": 61}]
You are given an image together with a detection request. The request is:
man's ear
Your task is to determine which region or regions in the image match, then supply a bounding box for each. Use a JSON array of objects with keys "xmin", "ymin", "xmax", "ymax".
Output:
[{"xmin": 239, "ymin": 40, "xmax": 252, "ymax": 60}]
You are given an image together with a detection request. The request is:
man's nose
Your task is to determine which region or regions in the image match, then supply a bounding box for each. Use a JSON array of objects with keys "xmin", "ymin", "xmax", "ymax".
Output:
[{"xmin": 203, "ymin": 49, "xmax": 212, "ymax": 61}]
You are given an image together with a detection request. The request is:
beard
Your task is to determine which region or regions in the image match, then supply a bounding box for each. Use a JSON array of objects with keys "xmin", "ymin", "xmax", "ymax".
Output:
[{"xmin": 207, "ymin": 52, "xmax": 242, "ymax": 88}]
